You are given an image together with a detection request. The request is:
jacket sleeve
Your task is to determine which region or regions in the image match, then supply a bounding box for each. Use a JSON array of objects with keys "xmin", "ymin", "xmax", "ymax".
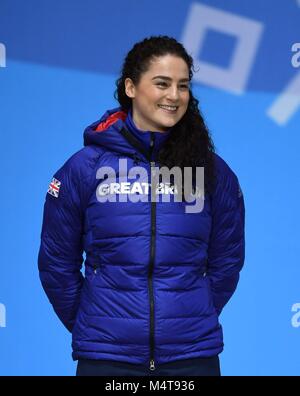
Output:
[
  {"xmin": 206, "ymin": 159, "xmax": 245, "ymax": 316},
  {"xmin": 38, "ymin": 156, "xmax": 86, "ymax": 332}
]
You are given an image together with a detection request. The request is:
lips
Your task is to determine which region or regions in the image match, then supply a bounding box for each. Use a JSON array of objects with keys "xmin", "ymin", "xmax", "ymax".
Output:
[{"xmin": 158, "ymin": 104, "xmax": 178, "ymax": 113}]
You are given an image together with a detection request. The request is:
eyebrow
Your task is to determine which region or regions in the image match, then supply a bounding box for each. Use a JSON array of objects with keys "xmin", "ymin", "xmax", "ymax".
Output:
[{"xmin": 151, "ymin": 75, "xmax": 190, "ymax": 82}]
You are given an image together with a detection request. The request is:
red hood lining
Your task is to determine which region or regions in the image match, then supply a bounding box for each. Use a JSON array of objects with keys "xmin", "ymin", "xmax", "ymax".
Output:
[{"xmin": 95, "ymin": 110, "xmax": 127, "ymax": 132}]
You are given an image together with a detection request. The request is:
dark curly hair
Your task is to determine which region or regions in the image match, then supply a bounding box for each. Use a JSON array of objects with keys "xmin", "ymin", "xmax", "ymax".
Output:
[{"xmin": 114, "ymin": 35, "xmax": 216, "ymax": 196}]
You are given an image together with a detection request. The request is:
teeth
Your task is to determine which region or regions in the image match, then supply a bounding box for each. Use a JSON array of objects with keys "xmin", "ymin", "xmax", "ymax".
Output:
[{"xmin": 158, "ymin": 105, "xmax": 178, "ymax": 111}]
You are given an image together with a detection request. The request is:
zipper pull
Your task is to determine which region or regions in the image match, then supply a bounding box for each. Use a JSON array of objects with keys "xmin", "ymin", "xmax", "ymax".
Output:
[
  {"xmin": 150, "ymin": 133, "xmax": 155, "ymax": 161},
  {"xmin": 150, "ymin": 133, "xmax": 154, "ymax": 149},
  {"xmin": 93, "ymin": 265, "xmax": 98, "ymax": 274},
  {"xmin": 149, "ymin": 359, "xmax": 155, "ymax": 371}
]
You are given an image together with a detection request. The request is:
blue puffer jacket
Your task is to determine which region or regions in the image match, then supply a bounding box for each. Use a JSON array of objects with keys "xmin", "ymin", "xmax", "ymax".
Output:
[{"xmin": 38, "ymin": 107, "xmax": 245, "ymax": 370}]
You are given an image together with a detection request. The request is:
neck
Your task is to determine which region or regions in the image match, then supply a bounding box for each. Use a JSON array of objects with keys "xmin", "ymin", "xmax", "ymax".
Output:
[{"xmin": 131, "ymin": 108, "xmax": 168, "ymax": 133}]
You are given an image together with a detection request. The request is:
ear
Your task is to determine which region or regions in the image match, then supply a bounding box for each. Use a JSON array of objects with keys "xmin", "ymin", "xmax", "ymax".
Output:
[{"xmin": 125, "ymin": 78, "xmax": 135, "ymax": 98}]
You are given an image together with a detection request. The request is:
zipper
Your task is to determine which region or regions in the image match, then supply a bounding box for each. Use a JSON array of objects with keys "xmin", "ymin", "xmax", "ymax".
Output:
[
  {"xmin": 118, "ymin": 128, "xmax": 157, "ymax": 370},
  {"xmin": 148, "ymin": 133, "xmax": 156, "ymax": 371}
]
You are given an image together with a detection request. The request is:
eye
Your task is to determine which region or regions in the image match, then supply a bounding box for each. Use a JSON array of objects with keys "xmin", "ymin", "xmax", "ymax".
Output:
[
  {"xmin": 156, "ymin": 82, "xmax": 168, "ymax": 88},
  {"xmin": 156, "ymin": 82, "xmax": 189, "ymax": 90}
]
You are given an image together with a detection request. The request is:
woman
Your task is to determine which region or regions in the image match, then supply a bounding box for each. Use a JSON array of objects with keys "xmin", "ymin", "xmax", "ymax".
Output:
[{"xmin": 38, "ymin": 35, "xmax": 245, "ymax": 376}]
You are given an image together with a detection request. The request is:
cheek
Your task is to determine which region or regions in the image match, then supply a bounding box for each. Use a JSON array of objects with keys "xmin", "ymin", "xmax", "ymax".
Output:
[
  {"xmin": 183, "ymin": 96, "xmax": 190, "ymax": 109},
  {"xmin": 143, "ymin": 91, "xmax": 160, "ymax": 107},
  {"xmin": 148, "ymin": 88, "xmax": 162, "ymax": 101}
]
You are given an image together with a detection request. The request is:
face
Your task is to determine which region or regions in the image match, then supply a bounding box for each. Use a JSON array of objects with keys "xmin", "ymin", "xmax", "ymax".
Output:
[{"xmin": 125, "ymin": 54, "xmax": 190, "ymax": 132}]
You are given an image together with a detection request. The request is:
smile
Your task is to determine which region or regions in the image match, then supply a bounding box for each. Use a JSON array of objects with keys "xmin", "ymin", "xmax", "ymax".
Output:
[{"xmin": 158, "ymin": 104, "xmax": 178, "ymax": 113}]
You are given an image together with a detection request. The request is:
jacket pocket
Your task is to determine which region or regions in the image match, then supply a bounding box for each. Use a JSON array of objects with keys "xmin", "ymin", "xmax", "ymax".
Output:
[
  {"xmin": 88, "ymin": 262, "xmax": 102, "ymax": 284},
  {"xmin": 93, "ymin": 264, "xmax": 99, "ymax": 275},
  {"xmin": 87, "ymin": 252, "xmax": 103, "ymax": 279}
]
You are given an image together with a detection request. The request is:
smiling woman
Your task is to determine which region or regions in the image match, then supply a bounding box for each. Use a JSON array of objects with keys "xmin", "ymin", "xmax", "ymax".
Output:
[
  {"xmin": 114, "ymin": 36, "xmax": 217, "ymax": 197},
  {"xmin": 124, "ymin": 54, "xmax": 190, "ymax": 131},
  {"xmin": 38, "ymin": 35, "xmax": 245, "ymax": 377}
]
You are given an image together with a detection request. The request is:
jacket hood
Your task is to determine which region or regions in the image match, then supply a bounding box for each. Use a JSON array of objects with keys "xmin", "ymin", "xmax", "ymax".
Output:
[
  {"xmin": 83, "ymin": 107, "xmax": 172, "ymax": 162},
  {"xmin": 84, "ymin": 107, "xmax": 135, "ymax": 155}
]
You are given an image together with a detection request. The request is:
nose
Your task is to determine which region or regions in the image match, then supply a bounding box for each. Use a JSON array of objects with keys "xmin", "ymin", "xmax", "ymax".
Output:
[{"xmin": 166, "ymin": 85, "xmax": 180, "ymax": 101}]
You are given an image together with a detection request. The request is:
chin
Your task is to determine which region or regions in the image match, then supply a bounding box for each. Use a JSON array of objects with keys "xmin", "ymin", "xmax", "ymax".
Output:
[
  {"xmin": 157, "ymin": 123, "xmax": 174, "ymax": 132},
  {"xmin": 156, "ymin": 118, "xmax": 177, "ymax": 128},
  {"xmin": 163, "ymin": 120, "xmax": 177, "ymax": 128}
]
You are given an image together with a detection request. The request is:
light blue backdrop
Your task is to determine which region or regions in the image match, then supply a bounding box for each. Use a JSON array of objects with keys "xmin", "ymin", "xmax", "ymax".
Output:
[{"xmin": 0, "ymin": 0, "xmax": 300, "ymax": 376}]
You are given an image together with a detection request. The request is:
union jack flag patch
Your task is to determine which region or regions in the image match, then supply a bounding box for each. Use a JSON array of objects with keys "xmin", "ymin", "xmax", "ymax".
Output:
[{"xmin": 48, "ymin": 177, "xmax": 61, "ymax": 198}]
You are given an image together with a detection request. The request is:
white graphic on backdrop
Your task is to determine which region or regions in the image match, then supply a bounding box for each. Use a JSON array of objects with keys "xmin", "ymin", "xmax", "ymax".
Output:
[
  {"xmin": 266, "ymin": 72, "xmax": 300, "ymax": 126},
  {"xmin": 0, "ymin": 303, "xmax": 6, "ymax": 328},
  {"xmin": 181, "ymin": 3, "xmax": 263, "ymax": 94},
  {"xmin": 266, "ymin": 44, "xmax": 300, "ymax": 125},
  {"xmin": 0, "ymin": 43, "xmax": 6, "ymax": 68},
  {"xmin": 291, "ymin": 303, "xmax": 300, "ymax": 328}
]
